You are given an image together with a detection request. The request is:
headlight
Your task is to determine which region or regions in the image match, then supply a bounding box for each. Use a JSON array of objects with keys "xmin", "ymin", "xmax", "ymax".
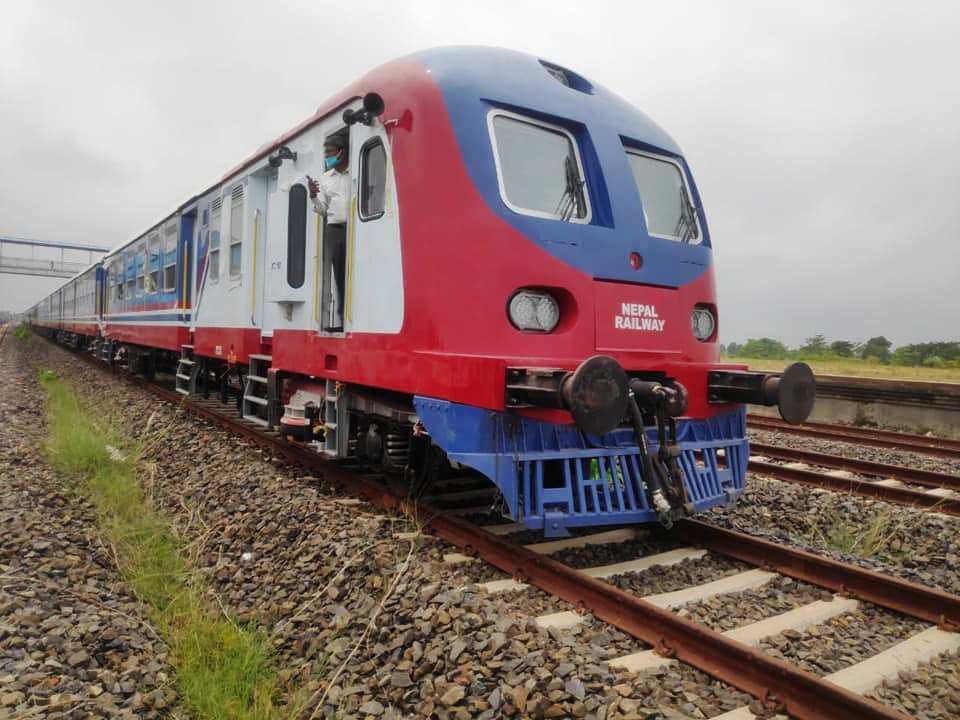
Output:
[
  {"xmin": 691, "ymin": 305, "xmax": 715, "ymax": 341},
  {"xmin": 509, "ymin": 291, "xmax": 560, "ymax": 332}
]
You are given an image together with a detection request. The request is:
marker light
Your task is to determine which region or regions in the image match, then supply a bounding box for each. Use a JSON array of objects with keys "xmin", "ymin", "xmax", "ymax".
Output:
[
  {"xmin": 691, "ymin": 305, "xmax": 716, "ymax": 342},
  {"xmin": 509, "ymin": 291, "xmax": 560, "ymax": 332}
]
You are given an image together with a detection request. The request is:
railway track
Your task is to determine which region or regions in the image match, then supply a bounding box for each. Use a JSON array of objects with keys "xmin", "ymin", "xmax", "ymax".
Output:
[
  {"xmin": 45, "ymin": 336, "xmax": 960, "ymax": 720},
  {"xmin": 749, "ymin": 415, "xmax": 960, "ymax": 460}
]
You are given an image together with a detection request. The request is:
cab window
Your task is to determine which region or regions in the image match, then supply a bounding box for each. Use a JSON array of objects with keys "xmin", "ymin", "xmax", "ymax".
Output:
[
  {"xmin": 489, "ymin": 111, "xmax": 589, "ymax": 222},
  {"xmin": 359, "ymin": 139, "xmax": 386, "ymax": 220},
  {"xmin": 626, "ymin": 151, "xmax": 700, "ymax": 244}
]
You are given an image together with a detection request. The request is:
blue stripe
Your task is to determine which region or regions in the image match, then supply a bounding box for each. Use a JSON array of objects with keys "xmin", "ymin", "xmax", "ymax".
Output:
[{"xmin": 105, "ymin": 313, "xmax": 191, "ymax": 322}]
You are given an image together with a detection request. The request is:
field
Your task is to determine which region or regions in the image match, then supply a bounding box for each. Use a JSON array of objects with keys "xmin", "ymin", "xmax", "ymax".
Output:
[{"xmin": 724, "ymin": 356, "xmax": 960, "ymax": 384}]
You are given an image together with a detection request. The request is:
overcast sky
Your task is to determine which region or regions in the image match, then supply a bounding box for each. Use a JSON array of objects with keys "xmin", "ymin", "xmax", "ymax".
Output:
[{"xmin": 2, "ymin": 0, "xmax": 958, "ymax": 346}]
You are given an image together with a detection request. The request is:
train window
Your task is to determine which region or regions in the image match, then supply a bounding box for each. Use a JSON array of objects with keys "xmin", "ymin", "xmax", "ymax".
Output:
[
  {"xmin": 287, "ymin": 183, "xmax": 307, "ymax": 288},
  {"xmin": 229, "ymin": 186, "xmax": 244, "ymax": 278},
  {"xmin": 488, "ymin": 111, "xmax": 590, "ymax": 223},
  {"xmin": 163, "ymin": 225, "xmax": 177, "ymax": 291},
  {"xmin": 125, "ymin": 251, "xmax": 134, "ymax": 298},
  {"xmin": 147, "ymin": 233, "xmax": 160, "ymax": 293},
  {"xmin": 135, "ymin": 242, "xmax": 146, "ymax": 295},
  {"xmin": 625, "ymin": 151, "xmax": 700, "ymax": 244},
  {"xmin": 359, "ymin": 139, "xmax": 386, "ymax": 220},
  {"xmin": 210, "ymin": 199, "xmax": 222, "ymax": 283}
]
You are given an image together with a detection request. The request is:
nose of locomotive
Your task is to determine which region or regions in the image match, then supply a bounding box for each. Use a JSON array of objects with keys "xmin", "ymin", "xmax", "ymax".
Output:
[{"xmin": 560, "ymin": 355, "xmax": 630, "ymax": 436}]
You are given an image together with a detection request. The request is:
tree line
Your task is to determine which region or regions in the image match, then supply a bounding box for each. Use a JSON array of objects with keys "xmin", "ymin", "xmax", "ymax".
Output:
[{"xmin": 722, "ymin": 335, "xmax": 960, "ymax": 369}]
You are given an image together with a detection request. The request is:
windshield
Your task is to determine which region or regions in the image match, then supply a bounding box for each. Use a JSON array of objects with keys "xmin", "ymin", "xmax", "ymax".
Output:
[
  {"xmin": 491, "ymin": 114, "xmax": 589, "ymax": 222},
  {"xmin": 626, "ymin": 151, "xmax": 700, "ymax": 243}
]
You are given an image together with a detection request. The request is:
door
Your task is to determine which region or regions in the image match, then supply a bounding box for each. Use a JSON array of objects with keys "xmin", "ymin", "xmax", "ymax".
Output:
[{"xmin": 345, "ymin": 121, "xmax": 404, "ymax": 334}]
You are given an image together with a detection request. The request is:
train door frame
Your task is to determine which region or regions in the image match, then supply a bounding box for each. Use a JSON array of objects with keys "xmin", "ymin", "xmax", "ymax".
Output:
[
  {"xmin": 246, "ymin": 171, "xmax": 269, "ymax": 329},
  {"xmin": 317, "ymin": 127, "xmax": 350, "ymax": 337},
  {"xmin": 342, "ymin": 115, "xmax": 403, "ymax": 334}
]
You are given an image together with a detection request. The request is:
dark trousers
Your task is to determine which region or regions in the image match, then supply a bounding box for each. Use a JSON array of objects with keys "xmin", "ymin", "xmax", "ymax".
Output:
[{"xmin": 324, "ymin": 223, "xmax": 346, "ymax": 328}]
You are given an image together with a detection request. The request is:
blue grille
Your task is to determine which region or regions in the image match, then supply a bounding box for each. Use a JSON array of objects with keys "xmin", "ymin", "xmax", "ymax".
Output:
[{"xmin": 414, "ymin": 397, "xmax": 748, "ymax": 536}]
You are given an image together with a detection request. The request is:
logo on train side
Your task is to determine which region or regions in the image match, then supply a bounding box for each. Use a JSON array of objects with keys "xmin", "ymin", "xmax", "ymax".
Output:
[{"xmin": 615, "ymin": 303, "xmax": 665, "ymax": 332}]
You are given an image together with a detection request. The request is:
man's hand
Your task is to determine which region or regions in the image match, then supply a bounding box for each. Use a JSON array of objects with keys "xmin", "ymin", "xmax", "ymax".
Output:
[{"xmin": 307, "ymin": 175, "xmax": 319, "ymax": 198}]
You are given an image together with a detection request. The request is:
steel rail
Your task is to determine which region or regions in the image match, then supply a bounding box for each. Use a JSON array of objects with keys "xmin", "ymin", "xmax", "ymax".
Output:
[
  {"xmin": 751, "ymin": 441, "xmax": 960, "ymax": 492},
  {"xmin": 672, "ymin": 519, "xmax": 960, "ymax": 628},
  {"xmin": 750, "ymin": 459, "xmax": 960, "ymax": 516},
  {"xmin": 46, "ymin": 341, "xmax": 928, "ymax": 720},
  {"xmin": 752, "ymin": 415, "xmax": 960, "ymax": 452},
  {"xmin": 749, "ymin": 415, "xmax": 960, "ymax": 459}
]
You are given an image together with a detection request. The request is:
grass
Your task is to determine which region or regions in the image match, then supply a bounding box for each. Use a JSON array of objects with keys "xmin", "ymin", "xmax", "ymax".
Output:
[
  {"xmin": 39, "ymin": 371, "xmax": 289, "ymax": 720},
  {"xmin": 726, "ymin": 356, "xmax": 960, "ymax": 384},
  {"xmin": 802, "ymin": 502, "xmax": 918, "ymax": 560},
  {"xmin": 14, "ymin": 322, "xmax": 30, "ymax": 341}
]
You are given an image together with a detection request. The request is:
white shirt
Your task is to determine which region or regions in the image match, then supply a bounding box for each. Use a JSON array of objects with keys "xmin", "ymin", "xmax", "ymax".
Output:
[{"xmin": 312, "ymin": 168, "xmax": 350, "ymax": 225}]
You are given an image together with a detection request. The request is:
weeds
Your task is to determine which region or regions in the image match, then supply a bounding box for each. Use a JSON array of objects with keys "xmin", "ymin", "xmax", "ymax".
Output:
[
  {"xmin": 803, "ymin": 499, "xmax": 920, "ymax": 560},
  {"xmin": 14, "ymin": 322, "xmax": 30, "ymax": 340},
  {"xmin": 39, "ymin": 372, "xmax": 288, "ymax": 720}
]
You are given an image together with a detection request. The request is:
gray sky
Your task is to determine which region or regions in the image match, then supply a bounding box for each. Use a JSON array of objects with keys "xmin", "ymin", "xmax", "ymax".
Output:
[{"xmin": 2, "ymin": 0, "xmax": 958, "ymax": 347}]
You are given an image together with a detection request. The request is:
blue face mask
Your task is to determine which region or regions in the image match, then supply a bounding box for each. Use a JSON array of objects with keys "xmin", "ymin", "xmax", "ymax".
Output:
[{"xmin": 324, "ymin": 153, "xmax": 340, "ymax": 170}]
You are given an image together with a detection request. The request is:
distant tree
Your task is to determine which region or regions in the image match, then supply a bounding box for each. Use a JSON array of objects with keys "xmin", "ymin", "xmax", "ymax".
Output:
[
  {"xmin": 830, "ymin": 340, "xmax": 855, "ymax": 357},
  {"xmin": 860, "ymin": 336, "xmax": 892, "ymax": 363},
  {"xmin": 892, "ymin": 341, "xmax": 960, "ymax": 366},
  {"xmin": 719, "ymin": 343, "xmax": 727, "ymax": 355},
  {"xmin": 726, "ymin": 341, "xmax": 741, "ymax": 356},
  {"xmin": 800, "ymin": 334, "xmax": 828, "ymax": 354},
  {"xmin": 739, "ymin": 337, "xmax": 789, "ymax": 359}
]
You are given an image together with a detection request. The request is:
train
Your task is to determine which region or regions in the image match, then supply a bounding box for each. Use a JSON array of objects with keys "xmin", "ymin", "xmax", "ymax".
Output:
[{"xmin": 27, "ymin": 47, "xmax": 815, "ymax": 537}]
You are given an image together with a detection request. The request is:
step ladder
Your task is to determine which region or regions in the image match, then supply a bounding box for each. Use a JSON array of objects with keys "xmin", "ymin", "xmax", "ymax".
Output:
[
  {"xmin": 175, "ymin": 345, "xmax": 197, "ymax": 396},
  {"xmin": 241, "ymin": 354, "xmax": 272, "ymax": 427},
  {"xmin": 323, "ymin": 379, "xmax": 349, "ymax": 457}
]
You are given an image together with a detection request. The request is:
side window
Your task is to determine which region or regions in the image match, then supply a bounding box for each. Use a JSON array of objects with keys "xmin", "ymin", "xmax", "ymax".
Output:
[
  {"xmin": 135, "ymin": 243, "xmax": 146, "ymax": 296},
  {"xmin": 489, "ymin": 111, "xmax": 590, "ymax": 222},
  {"xmin": 147, "ymin": 233, "xmax": 160, "ymax": 293},
  {"xmin": 124, "ymin": 252, "xmax": 135, "ymax": 299},
  {"xmin": 209, "ymin": 198, "xmax": 222, "ymax": 282},
  {"xmin": 229, "ymin": 185, "xmax": 244, "ymax": 278},
  {"xmin": 359, "ymin": 139, "xmax": 387, "ymax": 220},
  {"xmin": 163, "ymin": 224, "xmax": 177, "ymax": 291},
  {"xmin": 287, "ymin": 183, "xmax": 307, "ymax": 288}
]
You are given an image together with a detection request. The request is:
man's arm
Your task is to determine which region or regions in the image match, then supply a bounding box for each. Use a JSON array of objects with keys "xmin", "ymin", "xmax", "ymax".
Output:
[{"xmin": 307, "ymin": 175, "xmax": 330, "ymax": 215}]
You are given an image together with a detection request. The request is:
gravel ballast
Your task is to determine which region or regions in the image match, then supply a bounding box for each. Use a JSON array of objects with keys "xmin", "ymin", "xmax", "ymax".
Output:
[
  {"xmin": 0, "ymin": 341, "xmax": 176, "ymax": 717},
  {"xmin": 12, "ymin": 337, "xmax": 769, "ymax": 718},
  {"xmin": 14, "ymin": 333, "xmax": 960, "ymax": 719}
]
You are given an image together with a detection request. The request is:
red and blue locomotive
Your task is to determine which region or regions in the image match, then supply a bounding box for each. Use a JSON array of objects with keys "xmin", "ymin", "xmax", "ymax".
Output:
[{"xmin": 29, "ymin": 47, "xmax": 814, "ymax": 536}]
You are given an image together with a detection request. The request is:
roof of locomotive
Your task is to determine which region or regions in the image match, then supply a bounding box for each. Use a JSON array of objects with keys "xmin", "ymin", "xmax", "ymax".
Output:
[
  {"xmin": 100, "ymin": 47, "xmax": 694, "ymax": 270},
  {"xmin": 411, "ymin": 46, "xmax": 682, "ymax": 154}
]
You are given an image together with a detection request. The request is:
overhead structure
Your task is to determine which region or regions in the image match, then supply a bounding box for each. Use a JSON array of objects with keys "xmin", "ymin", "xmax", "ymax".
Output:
[{"xmin": 0, "ymin": 235, "xmax": 112, "ymax": 279}]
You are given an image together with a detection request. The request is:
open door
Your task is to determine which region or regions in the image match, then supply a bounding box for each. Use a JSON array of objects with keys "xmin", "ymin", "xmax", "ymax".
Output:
[{"xmin": 343, "ymin": 117, "xmax": 403, "ymax": 334}]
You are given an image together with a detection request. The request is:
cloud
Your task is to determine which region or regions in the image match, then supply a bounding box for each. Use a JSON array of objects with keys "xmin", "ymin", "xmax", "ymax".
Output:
[{"xmin": 1, "ymin": 0, "xmax": 958, "ymax": 346}]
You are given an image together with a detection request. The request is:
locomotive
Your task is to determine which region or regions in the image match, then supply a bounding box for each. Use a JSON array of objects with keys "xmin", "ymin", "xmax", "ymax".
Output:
[{"xmin": 28, "ymin": 47, "xmax": 815, "ymax": 536}]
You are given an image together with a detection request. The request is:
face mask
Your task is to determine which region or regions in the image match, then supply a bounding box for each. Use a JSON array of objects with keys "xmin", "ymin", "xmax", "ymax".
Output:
[{"xmin": 324, "ymin": 152, "xmax": 340, "ymax": 170}]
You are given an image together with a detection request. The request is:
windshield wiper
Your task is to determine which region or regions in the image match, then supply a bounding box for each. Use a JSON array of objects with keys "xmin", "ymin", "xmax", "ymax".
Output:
[
  {"xmin": 673, "ymin": 184, "xmax": 698, "ymax": 243},
  {"xmin": 554, "ymin": 154, "xmax": 586, "ymax": 222}
]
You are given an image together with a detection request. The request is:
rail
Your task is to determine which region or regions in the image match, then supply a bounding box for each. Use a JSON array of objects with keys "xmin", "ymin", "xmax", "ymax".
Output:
[{"xmin": 38, "ymin": 335, "xmax": 960, "ymax": 720}]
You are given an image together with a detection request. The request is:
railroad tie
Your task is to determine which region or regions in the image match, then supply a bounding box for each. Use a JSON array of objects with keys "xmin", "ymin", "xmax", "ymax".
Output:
[{"xmin": 711, "ymin": 625, "xmax": 960, "ymax": 720}]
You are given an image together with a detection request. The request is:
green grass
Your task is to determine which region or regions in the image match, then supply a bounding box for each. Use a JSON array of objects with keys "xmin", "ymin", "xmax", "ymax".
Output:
[
  {"xmin": 40, "ymin": 372, "xmax": 289, "ymax": 720},
  {"xmin": 802, "ymin": 503, "xmax": 918, "ymax": 561},
  {"xmin": 725, "ymin": 356, "xmax": 960, "ymax": 383},
  {"xmin": 14, "ymin": 322, "xmax": 30, "ymax": 340}
]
